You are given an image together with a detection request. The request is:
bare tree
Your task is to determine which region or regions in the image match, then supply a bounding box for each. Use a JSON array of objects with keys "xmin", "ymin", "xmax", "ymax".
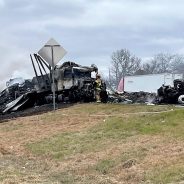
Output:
[
  {"xmin": 143, "ymin": 53, "xmax": 178, "ymax": 74},
  {"xmin": 156, "ymin": 53, "xmax": 174, "ymax": 73},
  {"xmin": 143, "ymin": 59, "xmax": 160, "ymax": 74},
  {"xmin": 110, "ymin": 49, "xmax": 141, "ymax": 88},
  {"xmin": 170, "ymin": 54, "xmax": 184, "ymax": 73}
]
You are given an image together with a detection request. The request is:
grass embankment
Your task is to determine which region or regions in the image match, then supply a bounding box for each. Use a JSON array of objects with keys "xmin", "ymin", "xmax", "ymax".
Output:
[
  {"xmin": 0, "ymin": 104, "xmax": 183, "ymax": 183},
  {"xmin": 0, "ymin": 104, "xmax": 184, "ymax": 184}
]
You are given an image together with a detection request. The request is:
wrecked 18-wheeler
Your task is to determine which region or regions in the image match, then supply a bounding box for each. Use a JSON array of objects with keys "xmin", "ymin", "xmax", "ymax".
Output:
[
  {"xmin": 0, "ymin": 54, "xmax": 107, "ymax": 114},
  {"xmin": 1, "ymin": 51, "xmax": 183, "ymax": 115}
]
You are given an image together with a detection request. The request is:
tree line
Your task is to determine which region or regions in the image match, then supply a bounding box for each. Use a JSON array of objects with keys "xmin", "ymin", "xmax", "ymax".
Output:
[{"xmin": 106, "ymin": 49, "xmax": 184, "ymax": 89}]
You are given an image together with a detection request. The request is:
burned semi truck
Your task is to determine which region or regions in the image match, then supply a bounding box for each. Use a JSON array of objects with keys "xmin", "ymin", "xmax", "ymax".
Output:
[{"xmin": 0, "ymin": 54, "xmax": 107, "ymax": 114}]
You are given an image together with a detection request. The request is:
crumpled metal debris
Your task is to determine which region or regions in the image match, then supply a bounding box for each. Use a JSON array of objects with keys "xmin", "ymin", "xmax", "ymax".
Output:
[
  {"xmin": 0, "ymin": 78, "xmax": 35, "ymax": 113},
  {"xmin": 157, "ymin": 79, "xmax": 184, "ymax": 104},
  {"xmin": 107, "ymin": 91, "xmax": 156, "ymax": 104}
]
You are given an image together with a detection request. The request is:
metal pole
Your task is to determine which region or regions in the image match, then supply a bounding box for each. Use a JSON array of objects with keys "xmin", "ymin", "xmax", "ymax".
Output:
[
  {"xmin": 51, "ymin": 46, "xmax": 56, "ymax": 110},
  {"xmin": 30, "ymin": 54, "xmax": 41, "ymax": 87},
  {"xmin": 43, "ymin": 43, "xmax": 61, "ymax": 110}
]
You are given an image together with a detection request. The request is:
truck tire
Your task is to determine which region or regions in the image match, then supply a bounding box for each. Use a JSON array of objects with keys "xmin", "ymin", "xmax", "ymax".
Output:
[{"xmin": 178, "ymin": 95, "xmax": 184, "ymax": 104}]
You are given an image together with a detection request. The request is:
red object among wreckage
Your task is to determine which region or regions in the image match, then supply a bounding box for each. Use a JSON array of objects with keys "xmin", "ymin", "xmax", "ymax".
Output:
[{"xmin": 118, "ymin": 77, "xmax": 124, "ymax": 92}]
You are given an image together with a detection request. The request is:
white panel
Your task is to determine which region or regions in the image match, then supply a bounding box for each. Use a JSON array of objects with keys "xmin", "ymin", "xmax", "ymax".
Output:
[{"xmin": 124, "ymin": 73, "xmax": 183, "ymax": 93}]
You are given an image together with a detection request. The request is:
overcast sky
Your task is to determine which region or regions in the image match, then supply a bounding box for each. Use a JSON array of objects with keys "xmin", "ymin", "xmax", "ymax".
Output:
[{"xmin": 0, "ymin": 0, "xmax": 184, "ymax": 88}]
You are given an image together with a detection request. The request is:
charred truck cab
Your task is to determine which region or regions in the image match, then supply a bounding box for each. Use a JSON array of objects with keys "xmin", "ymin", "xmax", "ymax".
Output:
[
  {"xmin": 31, "ymin": 55, "xmax": 107, "ymax": 103},
  {"xmin": 54, "ymin": 61, "xmax": 99, "ymax": 102}
]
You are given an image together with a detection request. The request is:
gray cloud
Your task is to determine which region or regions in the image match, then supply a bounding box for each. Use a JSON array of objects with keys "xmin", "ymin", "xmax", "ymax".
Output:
[{"xmin": 0, "ymin": 0, "xmax": 184, "ymax": 88}]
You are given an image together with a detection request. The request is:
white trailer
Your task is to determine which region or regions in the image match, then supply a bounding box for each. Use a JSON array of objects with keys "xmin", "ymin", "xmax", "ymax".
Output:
[{"xmin": 118, "ymin": 73, "xmax": 183, "ymax": 93}]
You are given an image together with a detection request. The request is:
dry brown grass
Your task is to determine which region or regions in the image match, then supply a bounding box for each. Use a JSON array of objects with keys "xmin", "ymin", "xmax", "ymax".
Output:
[{"xmin": 0, "ymin": 103, "xmax": 183, "ymax": 183}]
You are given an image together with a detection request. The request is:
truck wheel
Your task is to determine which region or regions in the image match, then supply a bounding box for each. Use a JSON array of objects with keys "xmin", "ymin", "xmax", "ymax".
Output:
[{"xmin": 178, "ymin": 95, "xmax": 184, "ymax": 104}]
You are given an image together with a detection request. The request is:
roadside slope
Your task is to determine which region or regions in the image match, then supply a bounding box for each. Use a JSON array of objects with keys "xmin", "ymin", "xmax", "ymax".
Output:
[{"xmin": 0, "ymin": 104, "xmax": 183, "ymax": 183}]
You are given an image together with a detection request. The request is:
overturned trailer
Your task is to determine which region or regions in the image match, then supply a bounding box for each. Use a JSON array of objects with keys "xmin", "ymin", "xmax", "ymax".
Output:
[{"xmin": 0, "ymin": 54, "xmax": 107, "ymax": 114}]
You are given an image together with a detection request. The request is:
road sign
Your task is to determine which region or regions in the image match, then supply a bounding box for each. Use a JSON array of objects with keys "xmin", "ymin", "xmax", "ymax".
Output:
[
  {"xmin": 38, "ymin": 38, "xmax": 67, "ymax": 110},
  {"xmin": 38, "ymin": 38, "xmax": 67, "ymax": 67}
]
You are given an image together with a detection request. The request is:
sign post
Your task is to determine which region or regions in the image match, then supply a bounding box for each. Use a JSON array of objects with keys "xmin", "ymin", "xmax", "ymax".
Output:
[{"xmin": 38, "ymin": 38, "xmax": 67, "ymax": 110}]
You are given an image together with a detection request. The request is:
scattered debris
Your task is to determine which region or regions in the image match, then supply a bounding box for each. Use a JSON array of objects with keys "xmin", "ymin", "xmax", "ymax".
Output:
[
  {"xmin": 157, "ymin": 79, "xmax": 184, "ymax": 104},
  {"xmin": 108, "ymin": 91, "xmax": 156, "ymax": 104},
  {"xmin": 122, "ymin": 159, "xmax": 136, "ymax": 169}
]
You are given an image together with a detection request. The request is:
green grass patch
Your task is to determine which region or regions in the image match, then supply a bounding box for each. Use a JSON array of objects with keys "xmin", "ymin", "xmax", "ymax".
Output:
[
  {"xmin": 0, "ymin": 123, "xmax": 24, "ymax": 132},
  {"xmin": 48, "ymin": 172, "xmax": 77, "ymax": 184},
  {"xmin": 120, "ymin": 146, "xmax": 148, "ymax": 163},
  {"xmin": 95, "ymin": 159, "xmax": 116, "ymax": 174},
  {"xmin": 0, "ymin": 168, "xmax": 25, "ymax": 182},
  {"xmin": 71, "ymin": 104, "xmax": 173, "ymax": 115},
  {"xmin": 145, "ymin": 164, "xmax": 184, "ymax": 184},
  {"xmin": 101, "ymin": 109, "xmax": 184, "ymax": 138},
  {"xmin": 94, "ymin": 146, "xmax": 148, "ymax": 175},
  {"xmin": 27, "ymin": 108, "xmax": 184, "ymax": 160},
  {"xmin": 27, "ymin": 131, "xmax": 108, "ymax": 160},
  {"xmin": 40, "ymin": 112, "xmax": 65, "ymax": 123}
]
